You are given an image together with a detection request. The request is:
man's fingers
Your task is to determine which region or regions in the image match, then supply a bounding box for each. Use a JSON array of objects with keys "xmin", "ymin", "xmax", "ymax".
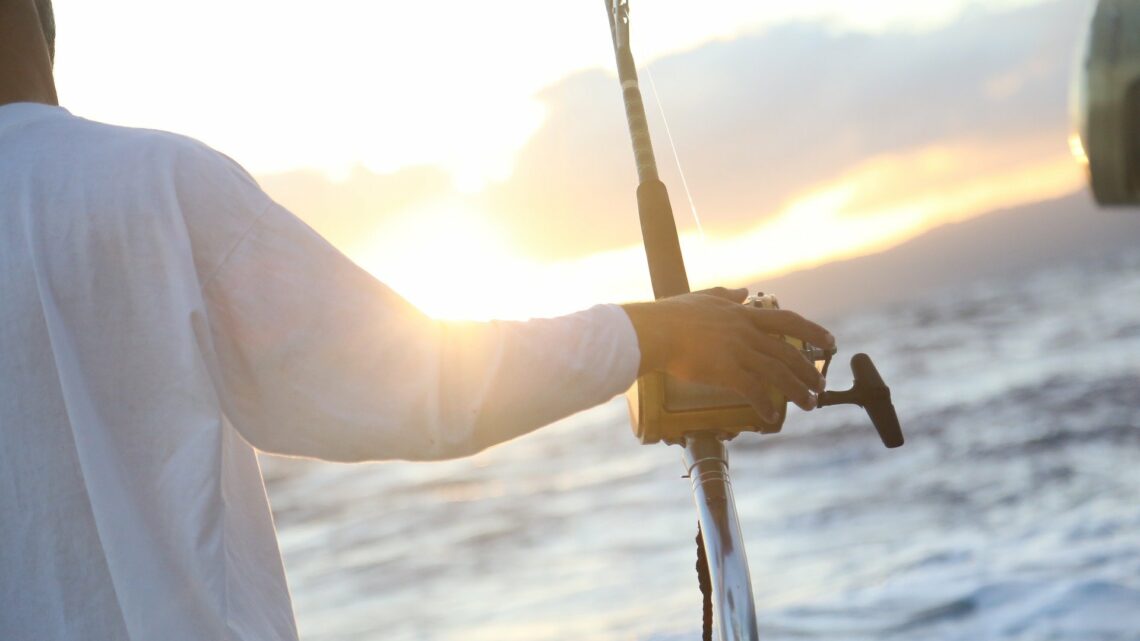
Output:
[
  {"xmin": 744, "ymin": 308, "xmax": 834, "ymax": 349},
  {"xmin": 695, "ymin": 286, "xmax": 749, "ymax": 303},
  {"xmin": 746, "ymin": 333, "xmax": 825, "ymax": 393},
  {"xmin": 737, "ymin": 351, "xmax": 817, "ymax": 411},
  {"xmin": 738, "ymin": 383, "xmax": 779, "ymax": 424}
]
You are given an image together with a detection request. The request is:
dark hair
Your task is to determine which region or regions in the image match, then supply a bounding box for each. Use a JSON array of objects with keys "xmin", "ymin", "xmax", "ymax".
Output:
[{"xmin": 35, "ymin": 0, "xmax": 54, "ymax": 62}]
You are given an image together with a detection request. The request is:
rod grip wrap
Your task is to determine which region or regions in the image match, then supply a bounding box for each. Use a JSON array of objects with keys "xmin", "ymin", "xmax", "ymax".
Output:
[
  {"xmin": 622, "ymin": 85, "xmax": 659, "ymax": 182},
  {"xmin": 636, "ymin": 179, "xmax": 690, "ymax": 299}
]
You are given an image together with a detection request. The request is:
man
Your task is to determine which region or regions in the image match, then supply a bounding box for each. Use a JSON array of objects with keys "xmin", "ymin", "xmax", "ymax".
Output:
[{"xmin": 0, "ymin": 1, "xmax": 832, "ymax": 639}]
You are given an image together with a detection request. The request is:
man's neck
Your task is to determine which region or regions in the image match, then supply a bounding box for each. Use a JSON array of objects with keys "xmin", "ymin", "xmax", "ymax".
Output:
[{"xmin": 0, "ymin": 1, "xmax": 59, "ymax": 107}]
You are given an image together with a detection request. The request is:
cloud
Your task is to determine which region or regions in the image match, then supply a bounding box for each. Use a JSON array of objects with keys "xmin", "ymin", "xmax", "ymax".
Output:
[
  {"xmin": 259, "ymin": 0, "xmax": 1087, "ymax": 268},
  {"xmin": 475, "ymin": 0, "xmax": 1086, "ymax": 258}
]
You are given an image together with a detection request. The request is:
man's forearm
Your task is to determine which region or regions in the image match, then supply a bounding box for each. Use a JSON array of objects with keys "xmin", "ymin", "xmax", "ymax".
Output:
[{"xmin": 454, "ymin": 304, "xmax": 641, "ymax": 454}]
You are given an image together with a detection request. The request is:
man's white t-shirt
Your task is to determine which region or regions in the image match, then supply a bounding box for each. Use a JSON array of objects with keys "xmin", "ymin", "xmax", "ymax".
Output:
[{"xmin": 0, "ymin": 103, "xmax": 641, "ymax": 640}]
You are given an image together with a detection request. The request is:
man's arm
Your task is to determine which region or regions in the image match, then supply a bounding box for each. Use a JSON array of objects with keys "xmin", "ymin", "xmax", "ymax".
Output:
[
  {"xmin": 202, "ymin": 199, "xmax": 831, "ymax": 462},
  {"xmin": 202, "ymin": 200, "xmax": 641, "ymax": 462}
]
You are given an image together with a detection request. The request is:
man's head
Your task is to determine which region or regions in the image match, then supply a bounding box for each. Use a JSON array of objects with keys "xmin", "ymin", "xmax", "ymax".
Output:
[
  {"xmin": 35, "ymin": 0, "xmax": 54, "ymax": 63},
  {"xmin": 0, "ymin": 0, "xmax": 59, "ymax": 105}
]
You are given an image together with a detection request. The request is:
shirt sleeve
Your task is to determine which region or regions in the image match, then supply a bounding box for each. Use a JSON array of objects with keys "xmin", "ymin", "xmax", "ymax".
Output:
[{"xmin": 201, "ymin": 201, "xmax": 641, "ymax": 462}]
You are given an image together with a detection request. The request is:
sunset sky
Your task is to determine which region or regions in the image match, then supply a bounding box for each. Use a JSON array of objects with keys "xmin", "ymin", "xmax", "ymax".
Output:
[{"xmin": 51, "ymin": 0, "xmax": 1090, "ymax": 319}]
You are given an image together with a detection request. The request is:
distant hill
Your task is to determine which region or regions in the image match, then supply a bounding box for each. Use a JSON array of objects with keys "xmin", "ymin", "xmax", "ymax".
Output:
[{"xmin": 752, "ymin": 191, "xmax": 1140, "ymax": 320}]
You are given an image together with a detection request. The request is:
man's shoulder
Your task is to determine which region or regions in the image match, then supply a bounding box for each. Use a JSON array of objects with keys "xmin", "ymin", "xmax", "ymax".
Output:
[
  {"xmin": 52, "ymin": 110, "xmax": 270, "ymax": 212},
  {"xmin": 56, "ymin": 111, "xmax": 277, "ymax": 278},
  {"xmin": 24, "ymin": 107, "xmax": 275, "ymax": 241},
  {"xmin": 5, "ymin": 106, "xmax": 247, "ymax": 188},
  {"xmin": 71, "ymin": 114, "xmax": 253, "ymax": 183}
]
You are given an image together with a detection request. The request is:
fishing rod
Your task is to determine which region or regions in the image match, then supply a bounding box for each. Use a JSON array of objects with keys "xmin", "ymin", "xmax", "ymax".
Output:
[{"xmin": 603, "ymin": 2, "xmax": 904, "ymax": 639}]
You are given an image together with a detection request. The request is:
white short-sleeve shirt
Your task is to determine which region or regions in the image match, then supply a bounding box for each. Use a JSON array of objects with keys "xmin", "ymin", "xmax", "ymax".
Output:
[{"xmin": 0, "ymin": 103, "xmax": 640, "ymax": 640}]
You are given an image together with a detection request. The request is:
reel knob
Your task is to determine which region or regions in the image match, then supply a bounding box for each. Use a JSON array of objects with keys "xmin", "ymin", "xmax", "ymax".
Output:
[{"xmin": 818, "ymin": 353, "xmax": 904, "ymax": 448}]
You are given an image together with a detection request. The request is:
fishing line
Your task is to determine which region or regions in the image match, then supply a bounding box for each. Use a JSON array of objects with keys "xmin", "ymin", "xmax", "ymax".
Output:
[{"xmin": 643, "ymin": 63, "xmax": 707, "ymax": 243}]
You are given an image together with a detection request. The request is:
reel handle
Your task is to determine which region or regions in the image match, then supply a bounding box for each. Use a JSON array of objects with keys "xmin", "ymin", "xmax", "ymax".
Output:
[{"xmin": 818, "ymin": 353, "xmax": 904, "ymax": 448}]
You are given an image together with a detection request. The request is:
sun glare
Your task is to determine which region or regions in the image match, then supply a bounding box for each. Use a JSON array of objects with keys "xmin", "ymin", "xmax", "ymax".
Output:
[
  {"xmin": 353, "ymin": 201, "xmax": 516, "ymax": 320},
  {"xmin": 1068, "ymin": 132, "xmax": 1089, "ymax": 166},
  {"xmin": 350, "ymin": 199, "xmax": 632, "ymax": 321},
  {"xmin": 341, "ymin": 139, "xmax": 1084, "ymax": 323}
]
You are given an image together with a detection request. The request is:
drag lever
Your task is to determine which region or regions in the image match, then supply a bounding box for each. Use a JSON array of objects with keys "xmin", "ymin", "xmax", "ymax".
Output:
[{"xmin": 818, "ymin": 353, "xmax": 904, "ymax": 448}]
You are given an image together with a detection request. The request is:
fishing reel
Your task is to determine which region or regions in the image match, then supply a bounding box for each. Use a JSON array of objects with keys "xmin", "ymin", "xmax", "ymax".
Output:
[
  {"xmin": 627, "ymin": 293, "xmax": 904, "ymax": 448},
  {"xmin": 1071, "ymin": 0, "xmax": 1140, "ymax": 204}
]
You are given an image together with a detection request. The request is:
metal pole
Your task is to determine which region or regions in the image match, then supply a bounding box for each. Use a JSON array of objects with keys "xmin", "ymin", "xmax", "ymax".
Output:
[{"xmin": 683, "ymin": 434, "xmax": 760, "ymax": 640}]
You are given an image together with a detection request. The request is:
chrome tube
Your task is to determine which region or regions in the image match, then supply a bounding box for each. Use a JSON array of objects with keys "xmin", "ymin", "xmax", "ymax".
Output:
[{"xmin": 683, "ymin": 434, "xmax": 760, "ymax": 641}]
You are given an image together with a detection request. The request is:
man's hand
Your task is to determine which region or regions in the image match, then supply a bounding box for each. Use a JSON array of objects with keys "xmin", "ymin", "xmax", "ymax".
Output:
[{"xmin": 621, "ymin": 287, "xmax": 834, "ymax": 423}]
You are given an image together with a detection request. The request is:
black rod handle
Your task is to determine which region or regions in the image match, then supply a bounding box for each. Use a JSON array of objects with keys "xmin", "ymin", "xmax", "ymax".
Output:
[{"xmin": 637, "ymin": 179, "xmax": 690, "ymax": 298}]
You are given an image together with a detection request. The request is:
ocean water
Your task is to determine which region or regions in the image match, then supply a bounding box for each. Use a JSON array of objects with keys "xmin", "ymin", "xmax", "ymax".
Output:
[{"xmin": 262, "ymin": 250, "xmax": 1140, "ymax": 641}]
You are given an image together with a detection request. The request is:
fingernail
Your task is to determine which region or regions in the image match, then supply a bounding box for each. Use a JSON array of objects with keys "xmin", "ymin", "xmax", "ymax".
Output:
[
  {"xmin": 764, "ymin": 410, "xmax": 780, "ymax": 424},
  {"xmin": 824, "ymin": 332, "xmax": 836, "ymax": 347},
  {"xmin": 806, "ymin": 392, "xmax": 818, "ymax": 410}
]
